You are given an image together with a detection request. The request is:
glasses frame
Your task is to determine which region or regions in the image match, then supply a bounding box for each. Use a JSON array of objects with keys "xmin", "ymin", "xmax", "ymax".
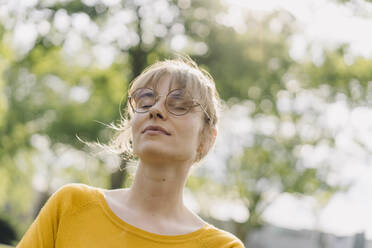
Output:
[{"xmin": 128, "ymin": 87, "xmax": 211, "ymax": 121}]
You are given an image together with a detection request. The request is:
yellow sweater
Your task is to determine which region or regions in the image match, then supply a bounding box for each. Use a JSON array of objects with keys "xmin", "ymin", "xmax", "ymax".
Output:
[{"xmin": 17, "ymin": 183, "xmax": 245, "ymax": 248}]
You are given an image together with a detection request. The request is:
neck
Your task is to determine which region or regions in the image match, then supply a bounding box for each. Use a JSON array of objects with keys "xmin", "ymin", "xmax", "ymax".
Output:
[{"xmin": 126, "ymin": 159, "xmax": 192, "ymax": 219}]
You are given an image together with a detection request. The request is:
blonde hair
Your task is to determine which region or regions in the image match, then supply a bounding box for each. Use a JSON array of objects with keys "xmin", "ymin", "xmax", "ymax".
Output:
[{"xmin": 88, "ymin": 56, "xmax": 220, "ymax": 163}]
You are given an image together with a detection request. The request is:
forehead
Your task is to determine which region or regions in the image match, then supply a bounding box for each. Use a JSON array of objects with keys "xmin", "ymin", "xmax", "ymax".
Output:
[{"xmin": 129, "ymin": 68, "xmax": 202, "ymax": 98}]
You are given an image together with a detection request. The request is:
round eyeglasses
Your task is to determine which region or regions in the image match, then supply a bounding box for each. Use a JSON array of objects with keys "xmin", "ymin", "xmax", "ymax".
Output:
[{"xmin": 128, "ymin": 87, "xmax": 210, "ymax": 120}]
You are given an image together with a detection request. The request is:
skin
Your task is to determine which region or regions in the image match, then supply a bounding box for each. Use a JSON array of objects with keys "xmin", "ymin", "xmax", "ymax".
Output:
[{"xmin": 103, "ymin": 74, "xmax": 217, "ymax": 235}]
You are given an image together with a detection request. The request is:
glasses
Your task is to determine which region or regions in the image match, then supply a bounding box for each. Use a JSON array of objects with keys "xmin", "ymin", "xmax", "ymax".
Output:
[{"xmin": 129, "ymin": 87, "xmax": 210, "ymax": 120}]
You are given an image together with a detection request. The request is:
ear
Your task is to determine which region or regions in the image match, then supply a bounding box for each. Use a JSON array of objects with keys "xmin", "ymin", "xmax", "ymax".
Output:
[
  {"xmin": 200, "ymin": 126, "xmax": 217, "ymax": 155},
  {"xmin": 210, "ymin": 127, "xmax": 217, "ymax": 147}
]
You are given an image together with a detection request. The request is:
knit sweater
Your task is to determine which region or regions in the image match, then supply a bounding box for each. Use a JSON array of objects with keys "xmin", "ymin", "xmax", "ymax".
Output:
[{"xmin": 17, "ymin": 183, "xmax": 245, "ymax": 248}]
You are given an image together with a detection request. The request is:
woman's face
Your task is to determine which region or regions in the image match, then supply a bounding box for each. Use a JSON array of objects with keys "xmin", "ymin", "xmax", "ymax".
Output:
[{"xmin": 130, "ymin": 74, "xmax": 205, "ymax": 164}]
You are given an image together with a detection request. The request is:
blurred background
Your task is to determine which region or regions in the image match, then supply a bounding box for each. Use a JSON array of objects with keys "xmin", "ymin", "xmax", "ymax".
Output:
[{"xmin": 1, "ymin": 0, "xmax": 372, "ymax": 247}]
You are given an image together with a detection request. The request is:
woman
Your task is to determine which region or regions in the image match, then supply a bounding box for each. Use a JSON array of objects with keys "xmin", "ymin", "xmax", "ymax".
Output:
[{"xmin": 18, "ymin": 57, "xmax": 245, "ymax": 247}]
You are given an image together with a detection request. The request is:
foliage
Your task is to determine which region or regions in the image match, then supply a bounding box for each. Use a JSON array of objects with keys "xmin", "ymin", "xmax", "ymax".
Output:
[
  {"xmin": 0, "ymin": 217, "xmax": 17, "ymax": 245},
  {"xmin": 300, "ymin": 46, "xmax": 372, "ymax": 106}
]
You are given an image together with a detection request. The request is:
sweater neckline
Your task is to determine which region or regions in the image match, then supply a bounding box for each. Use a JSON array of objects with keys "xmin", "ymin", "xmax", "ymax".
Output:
[{"xmin": 94, "ymin": 187, "xmax": 210, "ymax": 243}]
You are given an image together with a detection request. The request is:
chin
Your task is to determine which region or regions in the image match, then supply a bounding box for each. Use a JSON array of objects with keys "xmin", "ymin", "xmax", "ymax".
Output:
[
  {"xmin": 137, "ymin": 147, "xmax": 192, "ymax": 163},
  {"xmin": 137, "ymin": 145, "xmax": 171, "ymax": 158}
]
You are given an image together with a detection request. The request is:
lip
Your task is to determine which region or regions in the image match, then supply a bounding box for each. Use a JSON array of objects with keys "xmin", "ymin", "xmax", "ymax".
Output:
[{"xmin": 142, "ymin": 125, "xmax": 171, "ymax": 136}]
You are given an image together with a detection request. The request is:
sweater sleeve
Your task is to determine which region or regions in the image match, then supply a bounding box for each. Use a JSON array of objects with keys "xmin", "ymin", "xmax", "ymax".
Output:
[
  {"xmin": 201, "ymin": 226, "xmax": 246, "ymax": 248},
  {"xmin": 17, "ymin": 184, "xmax": 74, "ymax": 248},
  {"xmin": 217, "ymin": 234, "xmax": 245, "ymax": 248}
]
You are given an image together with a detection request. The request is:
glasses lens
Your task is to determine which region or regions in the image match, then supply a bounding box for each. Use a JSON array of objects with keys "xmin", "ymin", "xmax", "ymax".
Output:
[
  {"xmin": 166, "ymin": 89, "xmax": 194, "ymax": 115},
  {"xmin": 131, "ymin": 88, "xmax": 155, "ymax": 112}
]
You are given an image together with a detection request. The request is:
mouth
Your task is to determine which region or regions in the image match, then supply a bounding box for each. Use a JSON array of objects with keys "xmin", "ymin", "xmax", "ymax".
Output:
[{"xmin": 142, "ymin": 125, "xmax": 171, "ymax": 136}]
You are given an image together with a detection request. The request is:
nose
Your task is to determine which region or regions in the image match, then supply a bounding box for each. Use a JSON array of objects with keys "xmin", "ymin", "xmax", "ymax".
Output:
[{"xmin": 148, "ymin": 96, "xmax": 167, "ymax": 120}]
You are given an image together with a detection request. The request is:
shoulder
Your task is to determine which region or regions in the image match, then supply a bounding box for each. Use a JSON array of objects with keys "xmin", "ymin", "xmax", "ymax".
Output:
[
  {"xmin": 200, "ymin": 224, "xmax": 246, "ymax": 248},
  {"xmin": 54, "ymin": 183, "xmax": 98, "ymax": 198},
  {"xmin": 52, "ymin": 183, "xmax": 97, "ymax": 199},
  {"xmin": 49, "ymin": 183, "xmax": 100, "ymax": 214}
]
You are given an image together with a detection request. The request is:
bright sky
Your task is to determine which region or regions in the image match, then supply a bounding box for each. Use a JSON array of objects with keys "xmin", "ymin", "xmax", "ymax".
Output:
[{"xmin": 223, "ymin": 0, "xmax": 372, "ymax": 59}]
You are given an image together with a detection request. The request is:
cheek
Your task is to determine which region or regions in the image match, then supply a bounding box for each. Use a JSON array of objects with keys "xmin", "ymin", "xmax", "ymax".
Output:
[
  {"xmin": 183, "ymin": 119, "xmax": 204, "ymax": 146},
  {"xmin": 130, "ymin": 114, "xmax": 143, "ymax": 132},
  {"xmin": 130, "ymin": 115, "xmax": 143, "ymax": 147}
]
